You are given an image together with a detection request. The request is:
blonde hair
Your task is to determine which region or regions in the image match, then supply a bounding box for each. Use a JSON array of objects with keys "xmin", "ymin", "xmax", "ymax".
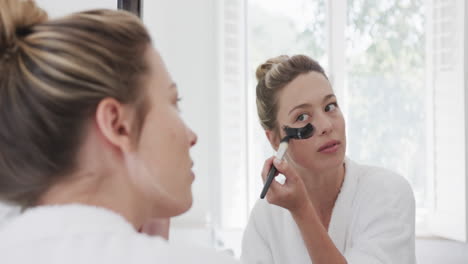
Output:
[
  {"xmin": 0, "ymin": 0, "xmax": 152, "ymax": 207},
  {"xmin": 255, "ymin": 54, "xmax": 328, "ymax": 131}
]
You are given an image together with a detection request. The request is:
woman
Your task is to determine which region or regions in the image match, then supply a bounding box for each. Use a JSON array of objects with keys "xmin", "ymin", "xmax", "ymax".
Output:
[
  {"xmin": 241, "ymin": 55, "xmax": 415, "ymax": 263},
  {"xmin": 0, "ymin": 0, "xmax": 237, "ymax": 263}
]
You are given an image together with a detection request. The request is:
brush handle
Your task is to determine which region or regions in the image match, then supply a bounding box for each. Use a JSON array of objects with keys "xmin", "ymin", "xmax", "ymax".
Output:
[
  {"xmin": 260, "ymin": 140, "xmax": 289, "ymax": 199},
  {"xmin": 260, "ymin": 165, "xmax": 278, "ymax": 199}
]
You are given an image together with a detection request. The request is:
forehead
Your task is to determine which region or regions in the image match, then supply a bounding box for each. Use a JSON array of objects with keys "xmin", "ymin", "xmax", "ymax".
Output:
[
  {"xmin": 146, "ymin": 48, "xmax": 169, "ymax": 79},
  {"xmin": 145, "ymin": 47, "xmax": 173, "ymax": 94},
  {"xmin": 278, "ymin": 71, "xmax": 332, "ymax": 110}
]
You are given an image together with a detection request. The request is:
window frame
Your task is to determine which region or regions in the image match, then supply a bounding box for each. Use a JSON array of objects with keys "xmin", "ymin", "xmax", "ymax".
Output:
[{"xmin": 118, "ymin": 0, "xmax": 141, "ymax": 17}]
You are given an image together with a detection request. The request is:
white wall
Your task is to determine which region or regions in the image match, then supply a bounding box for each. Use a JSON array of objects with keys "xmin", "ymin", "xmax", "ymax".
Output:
[
  {"xmin": 143, "ymin": 0, "xmax": 221, "ymax": 230},
  {"xmin": 36, "ymin": 0, "xmax": 116, "ymax": 17}
]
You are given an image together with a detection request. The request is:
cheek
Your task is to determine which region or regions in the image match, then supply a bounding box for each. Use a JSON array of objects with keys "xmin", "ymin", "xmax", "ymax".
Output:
[
  {"xmin": 134, "ymin": 118, "xmax": 174, "ymax": 179},
  {"xmin": 162, "ymin": 109, "xmax": 186, "ymax": 141},
  {"xmin": 336, "ymin": 111, "xmax": 346, "ymax": 127},
  {"xmin": 336, "ymin": 115, "xmax": 346, "ymax": 139},
  {"xmin": 287, "ymin": 138, "xmax": 316, "ymax": 160},
  {"xmin": 143, "ymin": 111, "xmax": 181, "ymax": 151},
  {"xmin": 124, "ymin": 152, "xmax": 164, "ymax": 201}
]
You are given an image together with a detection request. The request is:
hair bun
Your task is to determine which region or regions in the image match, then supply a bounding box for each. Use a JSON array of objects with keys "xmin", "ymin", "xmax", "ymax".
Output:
[
  {"xmin": 255, "ymin": 55, "xmax": 289, "ymax": 81},
  {"xmin": 0, "ymin": 0, "xmax": 47, "ymax": 53}
]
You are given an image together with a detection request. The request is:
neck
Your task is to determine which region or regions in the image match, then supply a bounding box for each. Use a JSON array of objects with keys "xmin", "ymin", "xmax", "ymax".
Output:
[
  {"xmin": 36, "ymin": 125, "xmax": 150, "ymax": 231},
  {"xmin": 295, "ymin": 161, "xmax": 345, "ymax": 213},
  {"xmin": 37, "ymin": 169, "xmax": 148, "ymax": 231}
]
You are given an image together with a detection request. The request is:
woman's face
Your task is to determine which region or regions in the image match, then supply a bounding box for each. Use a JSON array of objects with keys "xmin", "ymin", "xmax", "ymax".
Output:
[
  {"xmin": 272, "ymin": 71, "xmax": 346, "ymax": 173},
  {"xmin": 129, "ymin": 47, "xmax": 197, "ymax": 217}
]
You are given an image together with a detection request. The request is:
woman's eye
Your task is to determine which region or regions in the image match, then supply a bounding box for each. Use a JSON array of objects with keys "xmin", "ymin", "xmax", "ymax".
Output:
[
  {"xmin": 296, "ymin": 113, "xmax": 310, "ymax": 122},
  {"xmin": 175, "ymin": 97, "xmax": 182, "ymax": 111},
  {"xmin": 325, "ymin": 103, "xmax": 338, "ymax": 112}
]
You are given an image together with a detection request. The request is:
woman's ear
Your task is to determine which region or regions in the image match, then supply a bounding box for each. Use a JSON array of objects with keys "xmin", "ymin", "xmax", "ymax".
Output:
[
  {"xmin": 265, "ymin": 130, "xmax": 280, "ymax": 151},
  {"xmin": 95, "ymin": 98, "xmax": 135, "ymax": 153}
]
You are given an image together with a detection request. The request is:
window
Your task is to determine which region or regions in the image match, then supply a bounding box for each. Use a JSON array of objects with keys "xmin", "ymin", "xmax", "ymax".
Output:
[{"xmin": 344, "ymin": 0, "xmax": 430, "ymax": 230}]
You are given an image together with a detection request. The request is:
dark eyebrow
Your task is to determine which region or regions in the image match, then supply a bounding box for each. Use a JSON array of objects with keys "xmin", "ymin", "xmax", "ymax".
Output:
[{"xmin": 287, "ymin": 94, "xmax": 336, "ymax": 115}]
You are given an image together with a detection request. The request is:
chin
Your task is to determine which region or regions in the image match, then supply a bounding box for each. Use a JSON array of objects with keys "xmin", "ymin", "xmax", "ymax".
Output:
[
  {"xmin": 180, "ymin": 195, "xmax": 193, "ymax": 213},
  {"xmin": 303, "ymin": 152, "xmax": 345, "ymax": 172},
  {"xmin": 167, "ymin": 194, "xmax": 193, "ymax": 217},
  {"xmin": 326, "ymin": 150, "xmax": 345, "ymax": 165}
]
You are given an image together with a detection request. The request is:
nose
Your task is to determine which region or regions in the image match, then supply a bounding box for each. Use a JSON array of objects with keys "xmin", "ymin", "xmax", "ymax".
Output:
[
  {"xmin": 188, "ymin": 127, "xmax": 197, "ymax": 147},
  {"xmin": 315, "ymin": 114, "xmax": 333, "ymax": 136}
]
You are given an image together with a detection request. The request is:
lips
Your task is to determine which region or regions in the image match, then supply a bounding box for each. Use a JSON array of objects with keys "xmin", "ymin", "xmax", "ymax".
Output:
[
  {"xmin": 188, "ymin": 160, "xmax": 195, "ymax": 181},
  {"xmin": 318, "ymin": 140, "xmax": 341, "ymax": 152}
]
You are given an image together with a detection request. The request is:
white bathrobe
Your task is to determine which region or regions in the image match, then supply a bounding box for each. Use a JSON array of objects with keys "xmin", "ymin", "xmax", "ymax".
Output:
[
  {"xmin": 241, "ymin": 158, "xmax": 416, "ymax": 264},
  {"xmin": 0, "ymin": 204, "xmax": 239, "ymax": 264}
]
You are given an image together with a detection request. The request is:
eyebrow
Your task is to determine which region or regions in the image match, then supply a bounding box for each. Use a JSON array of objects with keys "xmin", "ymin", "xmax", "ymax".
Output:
[
  {"xmin": 169, "ymin": 82, "xmax": 178, "ymax": 90},
  {"xmin": 288, "ymin": 94, "xmax": 336, "ymax": 115}
]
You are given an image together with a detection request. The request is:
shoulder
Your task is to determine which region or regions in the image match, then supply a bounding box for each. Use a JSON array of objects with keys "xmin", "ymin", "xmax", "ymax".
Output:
[
  {"xmin": 0, "ymin": 205, "xmax": 239, "ymax": 264},
  {"xmin": 351, "ymin": 160, "xmax": 413, "ymax": 197},
  {"xmin": 77, "ymin": 227, "xmax": 238, "ymax": 263},
  {"xmin": 1, "ymin": 226, "xmax": 238, "ymax": 263},
  {"xmin": 343, "ymin": 160, "xmax": 416, "ymax": 262},
  {"xmin": 129, "ymin": 236, "xmax": 239, "ymax": 263},
  {"xmin": 347, "ymin": 159, "xmax": 415, "ymax": 208}
]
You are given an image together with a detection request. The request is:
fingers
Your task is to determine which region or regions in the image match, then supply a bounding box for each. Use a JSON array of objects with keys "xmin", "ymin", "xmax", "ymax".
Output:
[
  {"xmin": 273, "ymin": 158, "xmax": 298, "ymax": 183},
  {"xmin": 260, "ymin": 157, "xmax": 310, "ymax": 212},
  {"xmin": 263, "ymin": 158, "xmax": 288, "ymax": 201},
  {"xmin": 265, "ymin": 159, "xmax": 299, "ymax": 202},
  {"xmin": 265, "ymin": 176, "xmax": 283, "ymax": 203}
]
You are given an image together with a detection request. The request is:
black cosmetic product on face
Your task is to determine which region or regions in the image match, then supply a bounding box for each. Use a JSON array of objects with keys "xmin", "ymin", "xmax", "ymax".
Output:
[{"xmin": 260, "ymin": 123, "xmax": 315, "ymax": 199}]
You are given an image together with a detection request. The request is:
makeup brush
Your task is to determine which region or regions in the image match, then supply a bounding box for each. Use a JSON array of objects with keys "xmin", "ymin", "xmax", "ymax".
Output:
[{"xmin": 260, "ymin": 123, "xmax": 315, "ymax": 199}]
